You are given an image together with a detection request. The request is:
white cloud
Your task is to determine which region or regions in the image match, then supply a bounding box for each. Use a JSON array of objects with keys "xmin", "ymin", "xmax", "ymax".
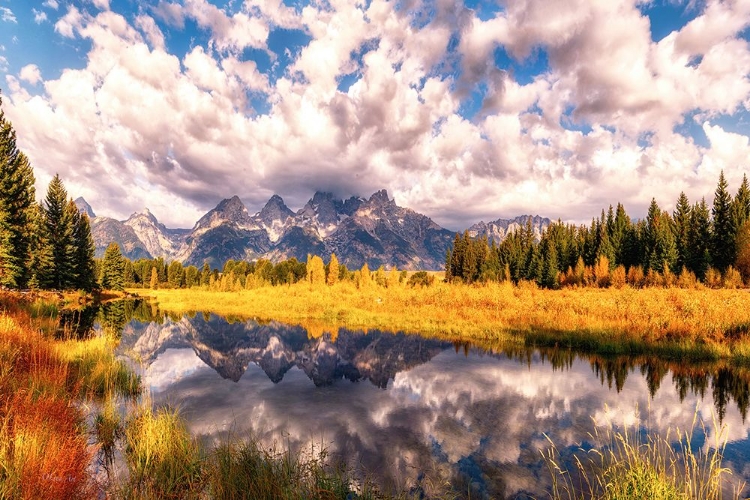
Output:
[
  {"xmin": 32, "ymin": 9, "xmax": 48, "ymax": 24},
  {"xmin": 0, "ymin": 56, "xmax": 8, "ymax": 73},
  {"xmin": 43, "ymin": 0, "xmax": 60, "ymax": 9},
  {"xmin": 54, "ymin": 6, "xmax": 85, "ymax": 38},
  {"xmin": 135, "ymin": 14, "xmax": 166, "ymax": 51},
  {"xmin": 0, "ymin": 7, "xmax": 17, "ymax": 23},
  {"xmin": 3, "ymin": 0, "xmax": 750, "ymax": 228},
  {"xmin": 18, "ymin": 64, "xmax": 42, "ymax": 86}
]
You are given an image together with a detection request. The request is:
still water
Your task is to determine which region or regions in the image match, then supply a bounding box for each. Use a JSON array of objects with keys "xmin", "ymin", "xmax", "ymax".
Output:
[{"xmin": 103, "ymin": 303, "xmax": 750, "ymax": 498}]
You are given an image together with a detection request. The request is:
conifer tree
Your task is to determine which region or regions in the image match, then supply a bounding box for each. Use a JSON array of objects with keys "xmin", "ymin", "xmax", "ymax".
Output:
[
  {"xmin": 673, "ymin": 192, "xmax": 692, "ymax": 272},
  {"xmin": 100, "ymin": 242, "xmax": 125, "ymax": 291},
  {"xmin": 200, "ymin": 262, "xmax": 211, "ymax": 287},
  {"xmin": 733, "ymin": 174, "xmax": 750, "ymax": 230},
  {"xmin": 44, "ymin": 175, "xmax": 76, "ymax": 289},
  {"xmin": 687, "ymin": 198, "xmax": 711, "ymax": 279},
  {"xmin": 0, "ymin": 208, "xmax": 14, "ymax": 287},
  {"xmin": 72, "ymin": 205, "xmax": 97, "ymax": 291},
  {"xmin": 0, "ymin": 94, "xmax": 36, "ymax": 288},
  {"xmin": 711, "ymin": 171, "xmax": 734, "ymax": 271}
]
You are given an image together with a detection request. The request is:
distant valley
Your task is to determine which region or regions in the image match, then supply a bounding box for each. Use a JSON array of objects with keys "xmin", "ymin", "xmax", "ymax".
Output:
[{"xmin": 79, "ymin": 191, "xmax": 550, "ymax": 270}]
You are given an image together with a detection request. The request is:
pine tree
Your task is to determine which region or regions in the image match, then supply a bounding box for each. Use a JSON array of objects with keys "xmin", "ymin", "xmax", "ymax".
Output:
[
  {"xmin": 0, "ymin": 94, "xmax": 36, "ymax": 288},
  {"xmin": 711, "ymin": 171, "xmax": 734, "ymax": 272},
  {"xmin": 733, "ymin": 174, "xmax": 750, "ymax": 229},
  {"xmin": 200, "ymin": 262, "xmax": 211, "ymax": 287},
  {"xmin": 72, "ymin": 205, "xmax": 97, "ymax": 291},
  {"xmin": 687, "ymin": 198, "xmax": 711, "ymax": 279},
  {"xmin": 44, "ymin": 175, "xmax": 76, "ymax": 289},
  {"xmin": 643, "ymin": 199, "xmax": 677, "ymax": 273},
  {"xmin": 673, "ymin": 192, "xmax": 692, "ymax": 273},
  {"xmin": 0, "ymin": 208, "xmax": 14, "ymax": 287},
  {"xmin": 100, "ymin": 242, "xmax": 125, "ymax": 291}
]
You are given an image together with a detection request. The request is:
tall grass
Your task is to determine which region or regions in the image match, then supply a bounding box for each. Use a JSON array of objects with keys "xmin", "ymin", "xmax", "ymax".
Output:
[
  {"xmin": 119, "ymin": 405, "xmax": 204, "ymax": 499},
  {"xmin": 543, "ymin": 410, "xmax": 745, "ymax": 500},
  {"xmin": 142, "ymin": 282, "xmax": 750, "ymax": 363},
  {"xmin": 0, "ymin": 301, "xmax": 96, "ymax": 499}
]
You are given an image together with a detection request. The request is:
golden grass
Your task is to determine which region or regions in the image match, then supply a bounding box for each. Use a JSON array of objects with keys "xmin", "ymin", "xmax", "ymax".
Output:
[
  {"xmin": 543, "ymin": 410, "xmax": 744, "ymax": 500},
  {"xmin": 138, "ymin": 282, "xmax": 750, "ymax": 362}
]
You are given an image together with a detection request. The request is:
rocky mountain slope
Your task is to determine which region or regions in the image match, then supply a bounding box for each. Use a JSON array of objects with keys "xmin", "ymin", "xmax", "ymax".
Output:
[
  {"xmin": 467, "ymin": 215, "xmax": 550, "ymax": 244},
  {"xmin": 77, "ymin": 191, "xmax": 550, "ymax": 270}
]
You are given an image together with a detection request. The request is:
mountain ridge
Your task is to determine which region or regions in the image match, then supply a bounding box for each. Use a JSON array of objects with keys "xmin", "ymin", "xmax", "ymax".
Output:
[{"xmin": 77, "ymin": 191, "xmax": 550, "ymax": 270}]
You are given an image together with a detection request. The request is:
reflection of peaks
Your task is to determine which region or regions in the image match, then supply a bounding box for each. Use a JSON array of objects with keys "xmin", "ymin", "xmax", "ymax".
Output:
[{"xmin": 127, "ymin": 314, "xmax": 451, "ymax": 387}]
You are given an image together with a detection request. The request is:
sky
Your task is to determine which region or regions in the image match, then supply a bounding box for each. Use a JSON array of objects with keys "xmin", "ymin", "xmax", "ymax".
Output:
[{"xmin": 0, "ymin": 0, "xmax": 749, "ymax": 230}]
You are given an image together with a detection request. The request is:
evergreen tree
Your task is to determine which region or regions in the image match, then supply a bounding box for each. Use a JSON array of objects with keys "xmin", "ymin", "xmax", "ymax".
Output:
[
  {"xmin": 611, "ymin": 203, "xmax": 630, "ymax": 266},
  {"xmin": 100, "ymin": 242, "xmax": 125, "ymax": 291},
  {"xmin": 643, "ymin": 199, "xmax": 677, "ymax": 273},
  {"xmin": 200, "ymin": 262, "xmax": 211, "ymax": 287},
  {"xmin": 44, "ymin": 175, "xmax": 76, "ymax": 289},
  {"xmin": 733, "ymin": 174, "xmax": 750, "ymax": 230},
  {"xmin": 0, "ymin": 208, "xmax": 14, "ymax": 287},
  {"xmin": 711, "ymin": 171, "xmax": 734, "ymax": 271},
  {"xmin": 673, "ymin": 192, "xmax": 692, "ymax": 272},
  {"xmin": 72, "ymin": 205, "xmax": 97, "ymax": 291},
  {"xmin": 0, "ymin": 94, "xmax": 35, "ymax": 288},
  {"xmin": 688, "ymin": 198, "xmax": 711, "ymax": 279}
]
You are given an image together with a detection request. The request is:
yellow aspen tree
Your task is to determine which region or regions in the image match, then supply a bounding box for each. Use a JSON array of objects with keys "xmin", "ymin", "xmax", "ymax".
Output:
[{"xmin": 327, "ymin": 253, "xmax": 339, "ymax": 286}]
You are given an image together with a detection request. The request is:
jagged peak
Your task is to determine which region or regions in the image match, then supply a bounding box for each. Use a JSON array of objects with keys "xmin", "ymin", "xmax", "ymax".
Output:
[
  {"xmin": 216, "ymin": 195, "xmax": 245, "ymax": 211},
  {"xmin": 368, "ymin": 189, "xmax": 391, "ymax": 206},
  {"xmin": 260, "ymin": 194, "xmax": 294, "ymax": 221},
  {"xmin": 74, "ymin": 197, "xmax": 96, "ymax": 218}
]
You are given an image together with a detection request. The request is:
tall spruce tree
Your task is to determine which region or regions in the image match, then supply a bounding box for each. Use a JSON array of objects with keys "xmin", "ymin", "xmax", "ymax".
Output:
[
  {"xmin": 28, "ymin": 203, "xmax": 54, "ymax": 289},
  {"xmin": 733, "ymin": 174, "xmax": 750, "ymax": 226},
  {"xmin": 673, "ymin": 192, "xmax": 692, "ymax": 272},
  {"xmin": 0, "ymin": 208, "xmax": 14, "ymax": 287},
  {"xmin": 44, "ymin": 175, "xmax": 76, "ymax": 289},
  {"xmin": 688, "ymin": 198, "xmax": 712, "ymax": 279},
  {"xmin": 72, "ymin": 203, "xmax": 97, "ymax": 291},
  {"xmin": 101, "ymin": 242, "xmax": 125, "ymax": 291},
  {"xmin": 711, "ymin": 171, "xmax": 735, "ymax": 271},
  {"xmin": 0, "ymin": 94, "xmax": 36, "ymax": 288}
]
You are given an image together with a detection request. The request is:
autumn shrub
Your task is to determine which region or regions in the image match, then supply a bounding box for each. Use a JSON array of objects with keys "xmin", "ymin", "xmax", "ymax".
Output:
[
  {"xmin": 723, "ymin": 266, "xmax": 743, "ymax": 289},
  {"xmin": 610, "ymin": 265, "xmax": 627, "ymax": 289}
]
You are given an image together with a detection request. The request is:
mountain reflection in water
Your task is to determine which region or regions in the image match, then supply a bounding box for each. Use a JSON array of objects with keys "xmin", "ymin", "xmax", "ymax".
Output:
[{"xmin": 114, "ymin": 307, "xmax": 750, "ymax": 499}]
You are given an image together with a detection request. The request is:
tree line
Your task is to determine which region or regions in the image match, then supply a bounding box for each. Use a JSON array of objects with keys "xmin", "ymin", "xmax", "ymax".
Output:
[
  {"xmin": 0, "ymin": 96, "xmax": 97, "ymax": 292},
  {"xmin": 118, "ymin": 253, "xmax": 431, "ymax": 290},
  {"xmin": 446, "ymin": 171, "xmax": 750, "ymax": 289}
]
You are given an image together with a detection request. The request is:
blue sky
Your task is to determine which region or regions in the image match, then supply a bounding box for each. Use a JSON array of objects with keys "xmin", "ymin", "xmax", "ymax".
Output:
[{"xmin": 0, "ymin": 0, "xmax": 749, "ymax": 229}]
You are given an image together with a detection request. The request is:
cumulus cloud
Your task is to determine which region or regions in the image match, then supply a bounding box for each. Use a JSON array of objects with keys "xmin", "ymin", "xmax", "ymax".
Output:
[
  {"xmin": 18, "ymin": 64, "xmax": 42, "ymax": 86},
  {"xmin": 3, "ymin": 0, "xmax": 750, "ymax": 228},
  {"xmin": 43, "ymin": 0, "xmax": 60, "ymax": 9}
]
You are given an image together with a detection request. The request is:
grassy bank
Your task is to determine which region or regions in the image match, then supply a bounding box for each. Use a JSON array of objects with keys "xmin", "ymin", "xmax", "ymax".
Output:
[
  {"xmin": 139, "ymin": 281, "xmax": 750, "ymax": 363},
  {"xmin": 0, "ymin": 292, "xmax": 383, "ymax": 499}
]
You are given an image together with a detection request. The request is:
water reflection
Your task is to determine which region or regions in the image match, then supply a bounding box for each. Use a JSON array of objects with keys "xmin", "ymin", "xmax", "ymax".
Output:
[{"xmin": 114, "ymin": 310, "xmax": 750, "ymax": 498}]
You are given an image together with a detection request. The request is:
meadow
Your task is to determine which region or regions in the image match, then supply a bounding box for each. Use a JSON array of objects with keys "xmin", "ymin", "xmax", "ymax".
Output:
[{"xmin": 139, "ymin": 280, "xmax": 750, "ymax": 363}]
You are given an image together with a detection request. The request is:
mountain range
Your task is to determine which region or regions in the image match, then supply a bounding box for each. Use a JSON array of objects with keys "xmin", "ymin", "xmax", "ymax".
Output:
[{"xmin": 79, "ymin": 190, "xmax": 550, "ymax": 270}]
